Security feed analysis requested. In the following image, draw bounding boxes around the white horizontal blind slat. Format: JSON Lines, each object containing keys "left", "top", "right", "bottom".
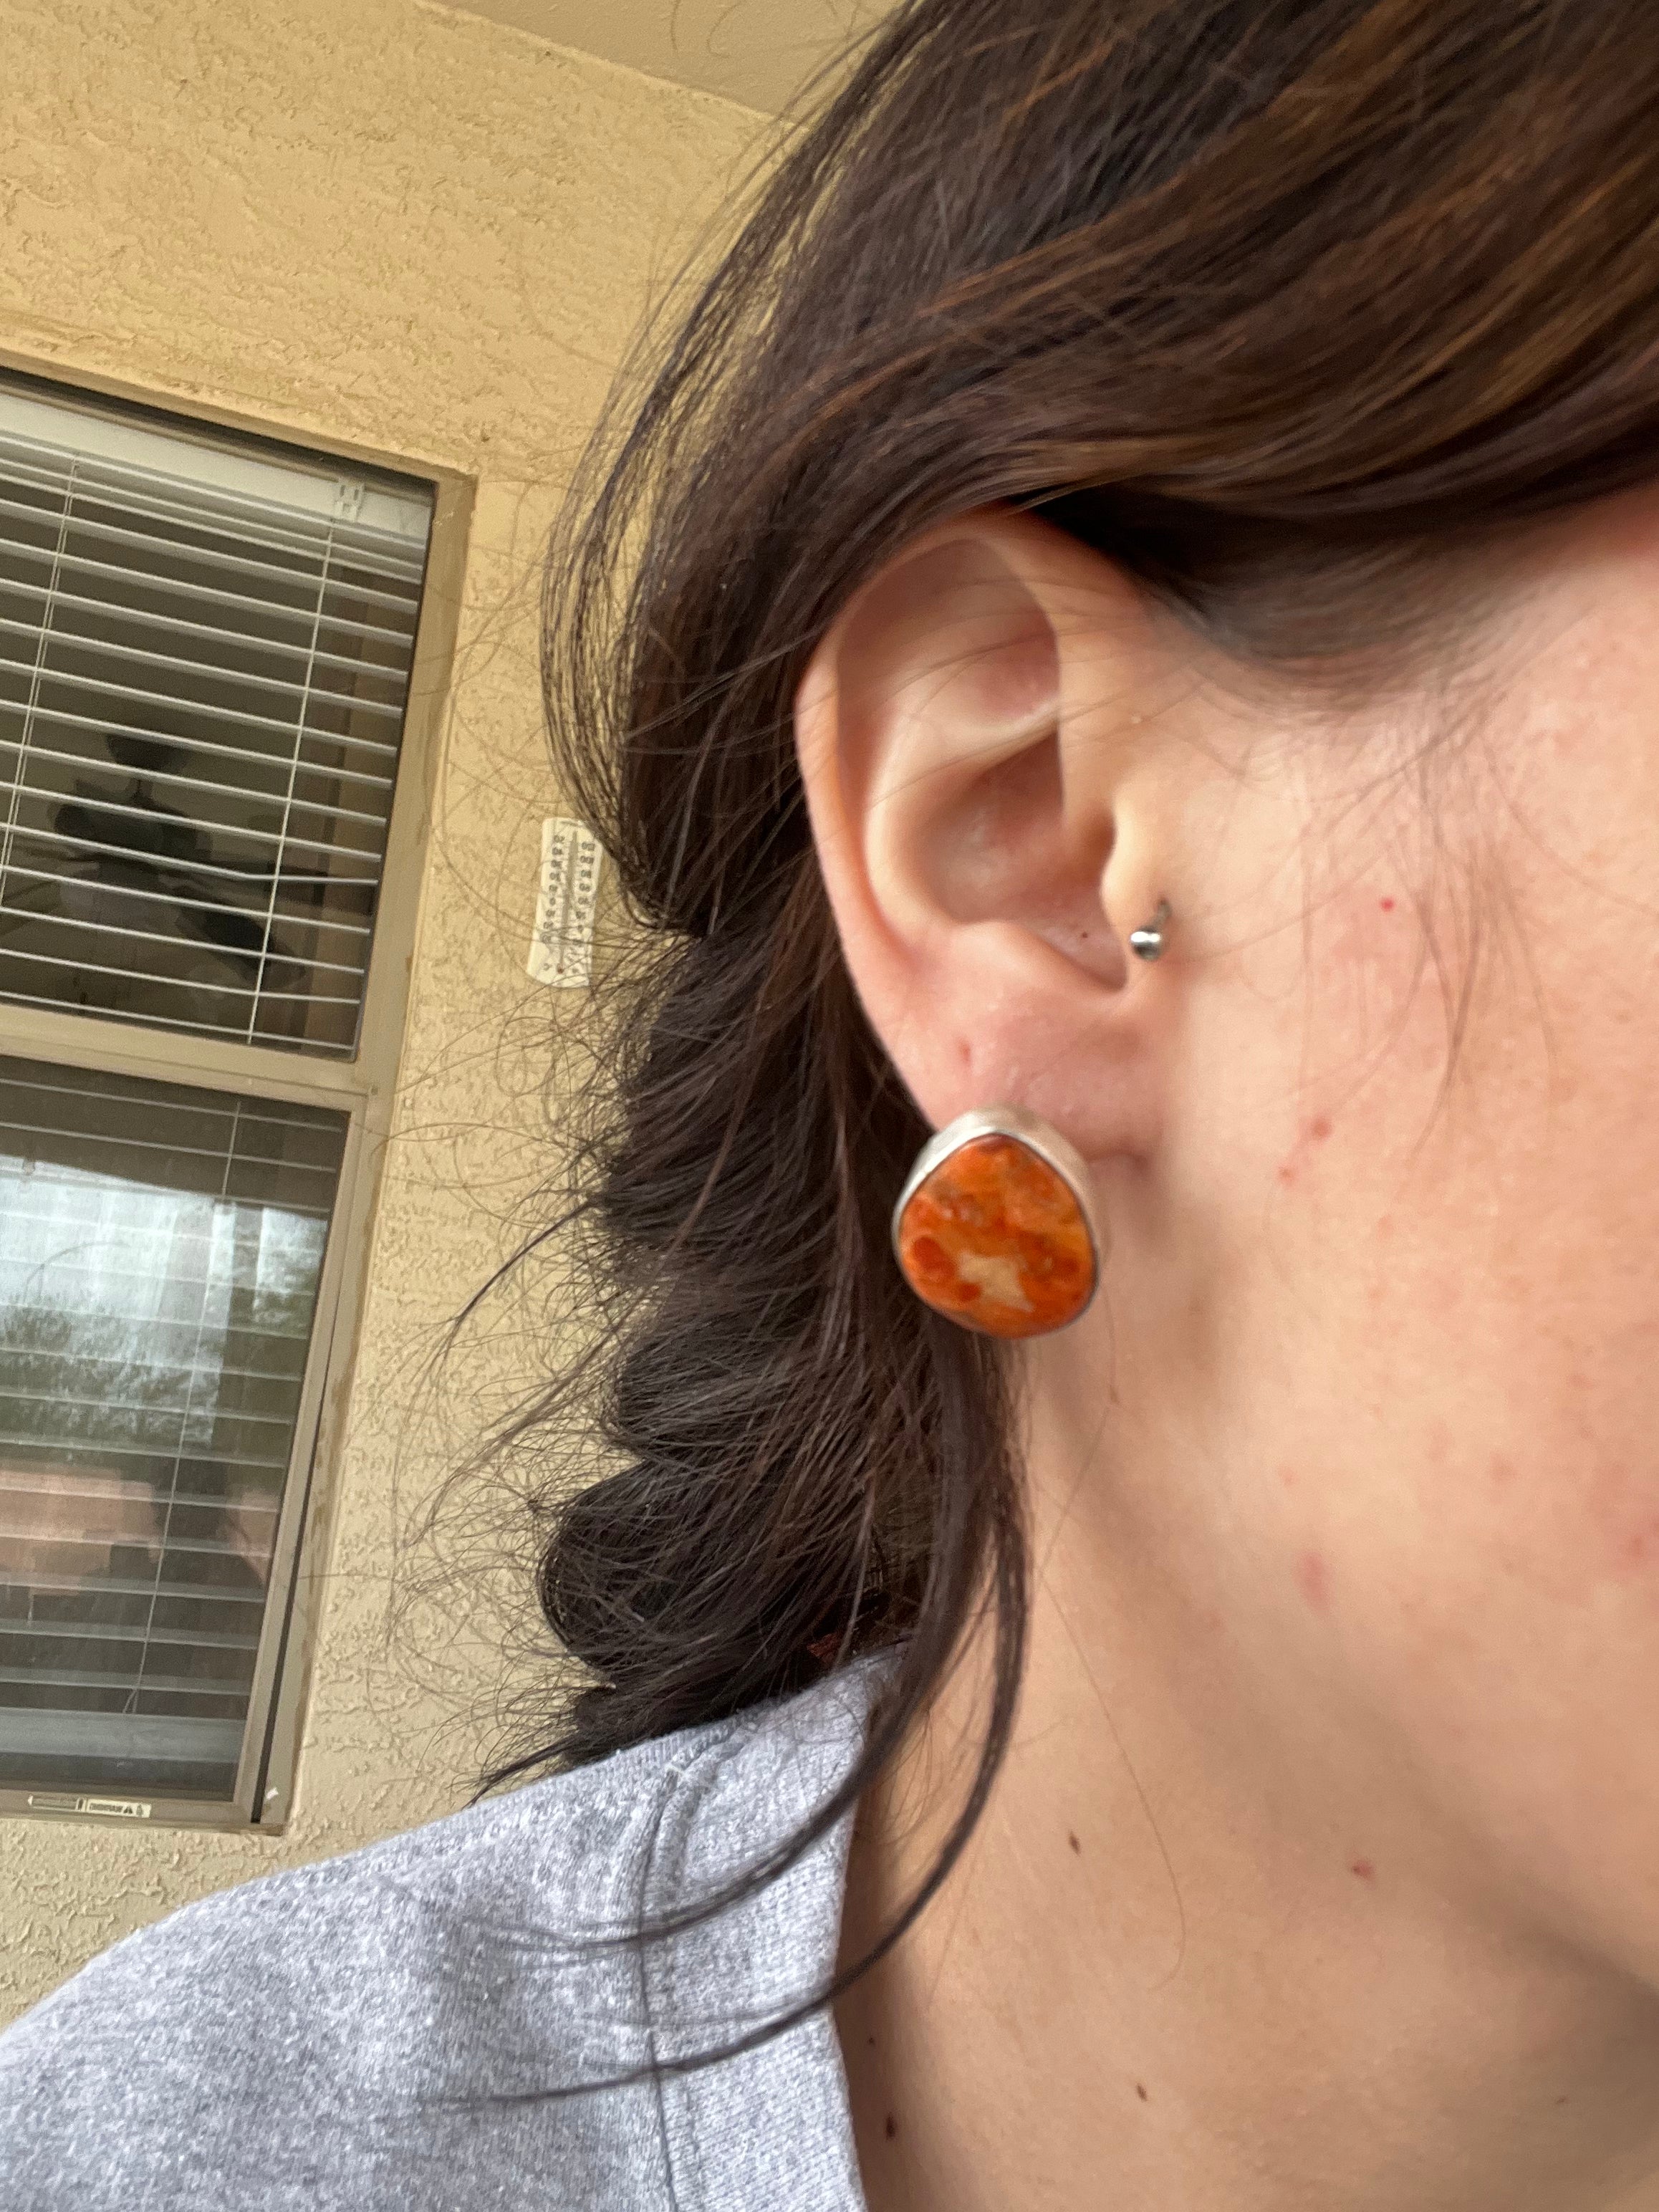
{"left": 0, "top": 760, "right": 392, "bottom": 841}
{"left": 4, "top": 817, "right": 380, "bottom": 885}
{"left": 0, "top": 1710, "right": 246, "bottom": 1768}
{"left": 1, "top": 1617, "right": 261, "bottom": 1651}
{"left": 3, "top": 572, "right": 416, "bottom": 685}
{"left": 0, "top": 858, "right": 374, "bottom": 943}
{"left": 0, "top": 458, "right": 428, "bottom": 578}
{"left": 0, "top": 650, "right": 406, "bottom": 741}
{"left": 0, "top": 981, "right": 356, "bottom": 1047}
{"left": 0, "top": 374, "right": 433, "bottom": 1056}
{"left": 0, "top": 905, "right": 370, "bottom": 978}
{"left": 2, "top": 1571, "right": 269, "bottom": 1604}
{"left": 0, "top": 496, "right": 425, "bottom": 612}
{"left": 0, "top": 544, "right": 418, "bottom": 644}
{"left": 0, "top": 618, "right": 409, "bottom": 721}
{"left": 0, "top": 1050, "right": 347, "bottom": 1798}
{"left": 0, "top": 948, "right": 355, "bottom": 1014}
{"left": 0, "top": 387, "right": 429, "bottom": 547}
{"left": 1, "top": 718, "right": 398, "bottom": 794}
{"left": 0, "top": 1436, "right": 296, "bottom": 1473}
{"left": 0, "top": 1469, "right": 284, "bottom": 1504}
{"left": 0, "top": 1666, "right": 261, "bottom": 1697}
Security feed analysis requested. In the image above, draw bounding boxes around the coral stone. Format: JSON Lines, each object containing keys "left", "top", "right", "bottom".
{"left": 895, "top": 1133, "right": 1096, "bottom": 1337}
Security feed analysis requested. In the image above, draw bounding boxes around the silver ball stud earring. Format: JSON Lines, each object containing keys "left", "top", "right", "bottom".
{"left": 1128, "top": 898, "right": 1172, "bottom": 962}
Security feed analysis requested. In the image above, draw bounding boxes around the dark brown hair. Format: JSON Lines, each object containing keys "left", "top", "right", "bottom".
{"left": 466, "top": 0, "right": 1659, "bottom": 2062}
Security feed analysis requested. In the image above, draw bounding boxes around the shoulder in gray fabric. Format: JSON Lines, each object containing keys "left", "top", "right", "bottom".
{"left": 0, "top": 1655, "right": 892, "bottom": 2212}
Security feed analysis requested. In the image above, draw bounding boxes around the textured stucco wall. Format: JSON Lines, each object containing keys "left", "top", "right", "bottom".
{"left": 0, "top": 0, "right": 761, "bottom": 2026}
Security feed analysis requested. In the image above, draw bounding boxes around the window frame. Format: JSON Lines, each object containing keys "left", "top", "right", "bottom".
{"left": 0, "top": 357, "right": 473, "bottom": 1832}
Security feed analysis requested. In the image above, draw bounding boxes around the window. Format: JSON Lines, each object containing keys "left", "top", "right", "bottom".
{"left": 0, "top": 371, "right": 447, "bottom": 1825}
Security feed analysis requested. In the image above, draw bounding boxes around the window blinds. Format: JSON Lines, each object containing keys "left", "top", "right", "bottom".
{"left": 0, "top": 1052, "right": 346, "bottom": 1799}
{"left": 0, "top": 380, "right": 433, "bottom": 1056}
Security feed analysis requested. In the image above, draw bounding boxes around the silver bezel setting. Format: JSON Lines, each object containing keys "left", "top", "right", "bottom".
{"left": 891, "top": 1103, "right": 1103, "bottom": 1327}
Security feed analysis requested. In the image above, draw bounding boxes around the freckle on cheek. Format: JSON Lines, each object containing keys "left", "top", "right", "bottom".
{"left": 1309, "top": 1115, "right": 1332, "bottom": 1143}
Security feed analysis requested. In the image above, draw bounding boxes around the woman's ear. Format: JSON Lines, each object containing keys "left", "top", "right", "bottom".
{"left": 794, "top": 507, "right": 1180, "bottom": 1161}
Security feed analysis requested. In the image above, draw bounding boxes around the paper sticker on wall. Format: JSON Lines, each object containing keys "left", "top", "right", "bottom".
{"left": 528, "top": 817, "right": 605, "bottom": 988}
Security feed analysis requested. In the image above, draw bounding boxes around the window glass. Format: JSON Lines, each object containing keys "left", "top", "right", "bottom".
{"left": 0, "top": 1054, "right": 347, "bottom": 1801}
{"left": 0, "top": 380, "right": 433, "bottom": 1054}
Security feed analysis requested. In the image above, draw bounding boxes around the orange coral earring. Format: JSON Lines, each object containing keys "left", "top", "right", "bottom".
{"left": 893, "top": 1104, "right": 1102, "bottom": 1339}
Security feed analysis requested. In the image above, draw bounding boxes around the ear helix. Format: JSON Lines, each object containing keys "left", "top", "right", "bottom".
{"left": 892, "top": 1104, "right": 1102, "bottom": 1339}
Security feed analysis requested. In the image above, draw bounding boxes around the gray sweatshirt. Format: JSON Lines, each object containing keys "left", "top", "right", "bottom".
{"left": 0, "top": 1658, "right": 888, "bottom": 2211}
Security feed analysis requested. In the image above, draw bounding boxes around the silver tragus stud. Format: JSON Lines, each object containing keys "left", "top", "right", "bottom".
{"left": 1127, "top": 898, "right": 1172, "bottom": 962}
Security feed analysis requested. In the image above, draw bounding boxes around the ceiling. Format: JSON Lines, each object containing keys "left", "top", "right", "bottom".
{"left": 433, "top": 0, "right": 893, "bottom": 115}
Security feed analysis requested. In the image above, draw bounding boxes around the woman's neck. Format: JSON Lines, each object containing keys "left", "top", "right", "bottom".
{"left": 835, "top": 1423, "right": 1659, "bottom": 2212}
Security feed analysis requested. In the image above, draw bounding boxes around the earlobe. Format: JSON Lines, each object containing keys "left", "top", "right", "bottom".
{"left": 794, "top": 509, "right": 1174, "bottom": 1161}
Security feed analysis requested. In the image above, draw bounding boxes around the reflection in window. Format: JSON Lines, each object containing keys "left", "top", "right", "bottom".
{"left": 0, "top": 1057, "right": 345, "bottom": 1799}
{"left": 0, "top": 379, "right": 432, "bottom": 1055}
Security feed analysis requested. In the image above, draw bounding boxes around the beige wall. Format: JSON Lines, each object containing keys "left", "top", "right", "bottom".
{"left": 0, "top": 0, "right": 761, "bottom": 2026}
{"left": 451, "top": 0, "right": 891, "bottom": 115}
